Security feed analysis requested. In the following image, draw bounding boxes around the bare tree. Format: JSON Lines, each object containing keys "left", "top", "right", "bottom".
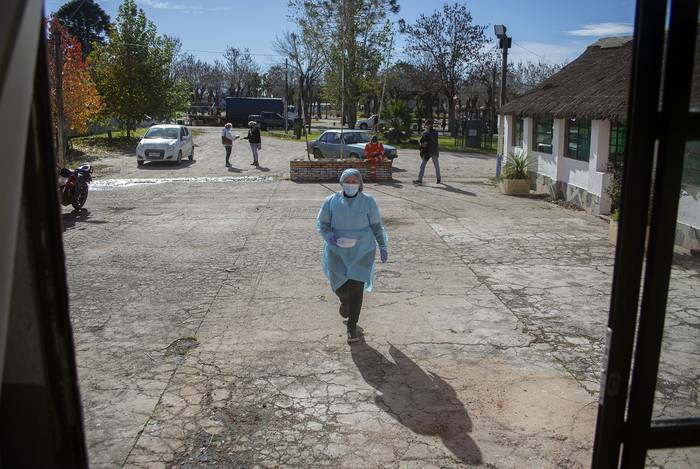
{"left": 223, "top": 47, "right": 260, "bottom": 97}
{"left": 274, "top": 30, "right": 325, "bottom": 128}
{"left": 289, "top": 0, "right": 399, "bottom": 128}
{"left": 509, "top": 60, "right": 565, "bottom": 95}
{"left": 400, "top": 2, "right": 488, "bottom": 136}
{"left": 174, "top": 53, "right": 211, "bottom": 102}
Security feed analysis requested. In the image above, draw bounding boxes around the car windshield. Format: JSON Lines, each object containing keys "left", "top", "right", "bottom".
{"left": 343, "top": 132, "right": 371, "bottom": 144}
{"left": 143, "top": 127, "right": 179, "bottom": 139}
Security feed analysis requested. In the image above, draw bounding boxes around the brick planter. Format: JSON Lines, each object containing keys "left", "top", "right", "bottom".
{"left": 290, "top": 159, "right": 393, "bottom": 182}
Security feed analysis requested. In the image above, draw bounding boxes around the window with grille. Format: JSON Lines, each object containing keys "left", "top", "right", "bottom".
{"left": 513, "top": 117, "right": 524, "bottom": 147}
{"left": 534, "top": 117, "right": 553, "bottom": 154}
{"left": 566, "top": 118, "right": 591, "bottom": 161}
{"left": 609, "top": 123, "right": 626, "bottom": 164}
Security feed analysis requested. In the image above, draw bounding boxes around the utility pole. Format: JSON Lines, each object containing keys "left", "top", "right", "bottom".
{"left": 54, "top": 32, "right": 65, "bottom": 167}
{"left": 491, "top": 65, "right": 497, "bottom": 135}
{"left": 340, "top": 0, "right": 347, "bottom": 159}
{"left": 494, "top": 24, "right": 511, "bottom": 176}
{"left": 284, "top": 58, "right": 289, "bottom": 134}
{"left": 377, "top": 31, "right": 394, "bottom": 134}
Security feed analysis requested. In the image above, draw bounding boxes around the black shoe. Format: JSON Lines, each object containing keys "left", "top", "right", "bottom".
{"left": 437, "top": 179, "right": 442, "bottom": 184}
{"left": 339, "top": 305, "right": 349, "bottom": 318}
{"left": 347, "top": 325, "right": 360, "bottom": 344}
{"left": 412, "top": 180, "right": 422, "bottom": 185}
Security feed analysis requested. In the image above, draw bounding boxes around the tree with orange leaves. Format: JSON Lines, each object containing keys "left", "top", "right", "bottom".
{"left": 48, "top": 17, "right": 102, "bottom": 161}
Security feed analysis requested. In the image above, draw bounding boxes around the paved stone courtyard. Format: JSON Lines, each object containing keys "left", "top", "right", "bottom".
{"left": 62, "top": 128, "right": 699, "bottom": 468}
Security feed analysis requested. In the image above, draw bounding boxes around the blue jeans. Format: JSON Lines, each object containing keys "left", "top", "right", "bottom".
{"left": 417, "top": 155, "right": 441, "bottom": 182}
{"left": 250, "top": 142, "right": 259, "bottom": 164}
{"left": 224, "top": 145, "right": 232, "bottom": 164}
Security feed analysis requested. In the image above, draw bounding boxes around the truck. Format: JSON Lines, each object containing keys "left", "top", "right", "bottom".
{"left": 187, "top": 101, "right": 224, "bottom": 126}
{"left": 225, "top": 97, "right": 284, "bottom": 127}
{"left": 247, "top": 111, "right": 294, "bottom": 131}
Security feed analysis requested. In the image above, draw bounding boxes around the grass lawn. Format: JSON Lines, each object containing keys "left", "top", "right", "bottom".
{"left": 393, "top": 135, "right": 496, "bottom": 155}
{"left": 69, "top": 128, "right": 147, "bottom": 163}
{"left": 263, "top": 130, "right": 323, "bottom": 142}
{"left": 69, "top": 127, "right": 206, "bottom": 164}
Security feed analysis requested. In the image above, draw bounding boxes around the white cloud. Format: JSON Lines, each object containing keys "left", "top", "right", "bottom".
{"left": 509, "top": 41, "right": 585, "bottom": 65}
{"left": 138, "top": 0, "right": 229, "bottom": 13}
{"left": 567, "top": 22, "right": 633, "bottom": 37}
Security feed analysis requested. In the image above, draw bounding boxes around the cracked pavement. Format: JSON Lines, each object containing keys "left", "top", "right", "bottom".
{"left": 62, "top": 127, "right": 699, "bottom": 468}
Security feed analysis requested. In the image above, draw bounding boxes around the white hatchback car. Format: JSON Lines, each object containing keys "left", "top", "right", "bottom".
{"left": 136, "top": 124, "right": 194, "bottom": 166}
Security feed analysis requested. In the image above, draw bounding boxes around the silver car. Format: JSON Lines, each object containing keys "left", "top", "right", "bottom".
{"left": 307, "top": 130, "right": 397, "bottom": 160}
{"left": 136, "top": 124, "right": 194, "bottom": 166}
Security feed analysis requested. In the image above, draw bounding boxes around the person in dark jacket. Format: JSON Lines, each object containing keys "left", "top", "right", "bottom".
{"left": 243, "top": 121, "right": 261, "bottom": 166}
{"left": 413, "top": 119, "right": 441, "bottom": 185}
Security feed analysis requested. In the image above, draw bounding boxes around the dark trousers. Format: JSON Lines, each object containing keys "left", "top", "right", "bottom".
{"left": 224, "top": 145, "right": 232, "bottom": 164}
{"left": 335, "top": 279, "right": 364, "bottom": 328}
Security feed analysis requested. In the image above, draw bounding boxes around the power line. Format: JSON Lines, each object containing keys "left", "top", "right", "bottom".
{"left": 512, "top": 40, "right": 559, "bottom": 65}
{"left": 67, "top": 0, "right": 89, "bottom": 21}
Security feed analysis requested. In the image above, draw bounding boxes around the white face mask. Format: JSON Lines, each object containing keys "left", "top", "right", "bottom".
{"left": 342, "top": 183, "right": 360, "bottom": 197}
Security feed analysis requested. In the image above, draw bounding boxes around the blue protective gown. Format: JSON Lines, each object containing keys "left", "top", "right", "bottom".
{"left": 316, "top": 172, "right": 388, "bottom": 293}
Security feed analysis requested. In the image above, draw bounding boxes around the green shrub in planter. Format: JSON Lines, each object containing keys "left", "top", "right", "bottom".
{"left": 499, "top": 152, "right": 533, "bottom": 195}
{"left": 502, "top": 151, "right": 533, "bottom": 180}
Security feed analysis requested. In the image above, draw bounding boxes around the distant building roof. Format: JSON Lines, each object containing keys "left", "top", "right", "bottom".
{"left": 500, "top": 33, "right": 700, "bottom": 121}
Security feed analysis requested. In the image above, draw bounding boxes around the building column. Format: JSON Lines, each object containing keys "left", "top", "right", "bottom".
{"left": 553, "top": 118, "right": 567, "bottom": 182}
{"left": 523, "top": 117, "right": 533, "bottom": 154}
{"left": 503, "top": 114, "right": 513, "bottom": 157}
{"left": 591, "top": 119, "right": 612, "bottom": 214}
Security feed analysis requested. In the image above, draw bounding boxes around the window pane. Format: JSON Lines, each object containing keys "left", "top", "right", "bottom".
{"left": 652, "top": 140, "right": 700, "bottom": 425}
{"left": 536, "top": 118, "right": 553, "bottom": 154}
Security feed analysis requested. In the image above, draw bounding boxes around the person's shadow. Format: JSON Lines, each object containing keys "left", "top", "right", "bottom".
{"left": 351, "top": 343, "right": 482, "bottom": 465}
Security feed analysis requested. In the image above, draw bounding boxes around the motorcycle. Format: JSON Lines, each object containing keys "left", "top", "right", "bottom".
{"left": 57, "top": 164, "right": 93, "bottom": 210}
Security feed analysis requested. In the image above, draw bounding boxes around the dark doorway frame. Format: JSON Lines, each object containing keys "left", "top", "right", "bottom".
{"left": 591, "top": 0, "right": 700, "bottom": 467}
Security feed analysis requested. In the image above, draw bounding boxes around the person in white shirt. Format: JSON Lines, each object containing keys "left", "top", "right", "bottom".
{"left": 221, "top": 123, "right": 239, "bottom": 167}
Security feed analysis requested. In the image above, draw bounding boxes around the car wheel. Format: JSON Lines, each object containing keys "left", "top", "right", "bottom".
{"left": 137, "top": 160, "right": 144, "bottom": 167}
{"left": 176, "top": 150, "right": 182, "bottom": 165}
{"left": 359, "top": 123, "right": 368, "bottom": 130}
{"left": 189, "top": 146, "right": 194, "bottom": 161}
{"left": 349, "top": 153, "right": 359, "bottom": 159}
{"left": 313, "top": 148, "right": 323, "bottom": 159}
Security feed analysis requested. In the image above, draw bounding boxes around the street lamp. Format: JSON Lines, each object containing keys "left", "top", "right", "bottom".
{"left": 494, "top": 24, "right": 511, "bottom": 177}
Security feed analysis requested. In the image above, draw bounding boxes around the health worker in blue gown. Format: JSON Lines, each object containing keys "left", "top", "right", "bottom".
{"left": 316, "top": 168, "right": 388, "bottom": 344}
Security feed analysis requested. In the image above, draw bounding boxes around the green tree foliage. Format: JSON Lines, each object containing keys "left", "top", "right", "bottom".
{"left": 400, "top": 2, "right": 488, "bottom": 136}
{"left": 382, "top": 99, "right": 413, "bottom": 143}
{"left": 89, "top": 0, "right": 189, "bottom": 136}
{"left": 289, "top": 0, "right": 399, "bottom": 128}
{"left": 53, "top": 0, "right": 110, "bottom": 58}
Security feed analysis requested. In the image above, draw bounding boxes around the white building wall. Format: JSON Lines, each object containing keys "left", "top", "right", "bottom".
{"left": 589, "top": 120, "right": 611, "bottom": 213}
{"left": 503, "top": 114, "right": 514, "bottom": 157}
{"left": 553, "top": 119, "right": 567, "bottom": 183}
{"left": 501, "top": 114, "right": 613, "bottom": 215}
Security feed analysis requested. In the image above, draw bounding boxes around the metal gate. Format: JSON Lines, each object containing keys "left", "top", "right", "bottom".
{"left": 592, "top": 0, "right": 700, "bottom": 467}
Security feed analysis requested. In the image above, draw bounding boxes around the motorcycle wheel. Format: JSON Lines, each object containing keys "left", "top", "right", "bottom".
{"left": 72, "top": 182, "right": 89, "bottom": 210}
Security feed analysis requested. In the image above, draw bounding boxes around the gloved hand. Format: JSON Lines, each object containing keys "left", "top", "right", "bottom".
{"left": 328, "top": 235, "right": 338, "bottom": 246}
{"left": 380, "top": 248, "right": 388, "bottom": 263}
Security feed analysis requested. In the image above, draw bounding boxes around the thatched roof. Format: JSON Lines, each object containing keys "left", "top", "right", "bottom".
{"left": 500, "top": 33, "right": 700, "bottom": 120}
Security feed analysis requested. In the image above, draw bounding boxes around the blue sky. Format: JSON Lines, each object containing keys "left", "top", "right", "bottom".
{"left": 44, "top": 0, "right": 637, "bottom": 68}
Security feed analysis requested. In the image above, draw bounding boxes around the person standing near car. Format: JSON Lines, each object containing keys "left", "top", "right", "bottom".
{"left": 413, "top": 119, "right": 441, "bottom": 185}
{"left": 243, "top": 121, "right": 261, "bottom": 166}
{"left": 316, "top": 169, "right": 388, "bottom": 344}
{"left": 221, "top": 123, "right": 239, "bottom": 167}
{"left": 364, "top": 135, "right": 384, "bottom": 182}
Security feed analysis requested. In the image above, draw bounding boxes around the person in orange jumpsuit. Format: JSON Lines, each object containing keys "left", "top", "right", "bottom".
{"left": 364, "top": 135, "right": 385, "bottom": 182}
